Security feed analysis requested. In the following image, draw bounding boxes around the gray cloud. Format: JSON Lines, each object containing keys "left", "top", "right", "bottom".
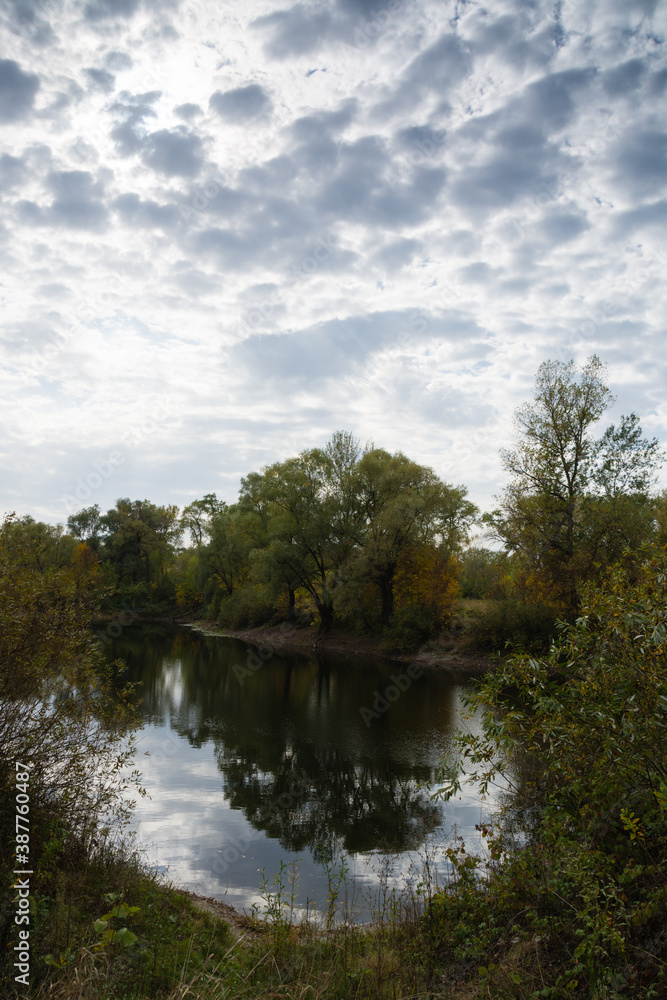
{"left": 84, "top": 67, "right": 116, "bottom": 93}
{"left": 603, "top": 58, "right": 646, "bottom": 97}
{"left": 105, "top": 51, "right": 133, "bottom": 72}
{"left": 614, "top": 129, "right": 667, "bottom": 197}
{"left": 209, "top": 84, "right": 272, "bottom": 122}
{"left": 112, "top": 193, "right": 180, "bottom": 229}
{"left": 3, "top": 0, "right": 57, "bottom": 46}
{"left": 18, "top": 170, "right": 109, "bottom": 232}
{"left": 109, "top": 91, "right": 161, "bottom": 156}
{"left": 233, "top": 309, "right": 484, "bottom": 383}
{"left": 84, "top": 0, "right": 141, "bottom": 22}
{"left": 0, "top": 152, "right": 28, "bottom": 191}
{"left": 141, "top": 128, "right": 204, "bottom": 177}
{"left": 253, "top": 6, "right": 334, "bottom": 59}
{"left": 537, "top": 211, "right": 590, "bottom": 245}
{"left": 174, "top": 102, "right": 202, "bottom": 121}
{"left": 0, "top": 59, "right": 40, "bottom": 123}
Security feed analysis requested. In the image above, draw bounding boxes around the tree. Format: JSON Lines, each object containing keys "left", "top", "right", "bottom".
{"left": 240, "top": 449, "right": 342, "bottom": 627}
{"left": 100, "top": 498, "right": 181, "bottom": 587}
{"left": 202, "top": 504, "right": 253, "bottom": 599}
{"left": 66, "top": 504, "right": 103, "bottom": 548}
{"left": 180, "top": 494, "right": 226, "bottom": 548}
{"left": 489, "top": 356, "right": 662, "bottom": 614}
{"left": 346, "top": 449, "right": 476, "bottom": 625}
{"left": 0, "top": 518, "right": 141, "bottom": 961}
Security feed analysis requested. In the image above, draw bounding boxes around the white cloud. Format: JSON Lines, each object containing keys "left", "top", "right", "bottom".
{"left": 0, "top": 0, "right": 666, "bottom": 522}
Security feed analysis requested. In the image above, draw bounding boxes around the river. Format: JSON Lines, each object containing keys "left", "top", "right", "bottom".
{"left": 105, "top": 622, "right": 500, "bottom": 921}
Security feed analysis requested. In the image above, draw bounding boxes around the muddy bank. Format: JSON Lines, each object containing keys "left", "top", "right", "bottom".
{"left": 180, "top": 619, "right": 496, "bottom": 678}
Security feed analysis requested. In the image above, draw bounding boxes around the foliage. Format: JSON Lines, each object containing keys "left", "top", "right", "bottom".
{"left": 462, "top": 598, "right": 559, "bottom": 654}
{"left": 0, "top": 516, "right": 143, "bottom": 982}
{"left": 217, "top": 584, "right": 277, "bottom": 629}
{"left": 488, "top": 356, "right": 663, "bottom": 615}
{"left": 437, "top": 544, "right": 667, "bottom": 997}
{"left": 458, "top": 546, "right": 512, "bottom": 599}
{"left": 381, "top": 602, "right": 439, "bottom": 652}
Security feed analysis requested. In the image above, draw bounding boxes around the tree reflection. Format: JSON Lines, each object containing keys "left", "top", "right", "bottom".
{"left": 109, "top": 625, "right": 452, "bottom": 856}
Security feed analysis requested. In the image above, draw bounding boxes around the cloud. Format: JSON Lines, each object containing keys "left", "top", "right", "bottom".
{"left": 174, "top": 103, "right": 202, "bottom": 121}
{"left": 252, "top": 6, "right": 334, "bottom": 59}
{"left": 18, "top": 170, "right": 109, "bottom": 232}
{"left": 232, "top": 309, "right": 484, "bottom": 383}
{"left": 0, "top": 152, "right": 28, "bottom": 191}
{"left": 0, "top": 59, "right": 40, "bottom": 123}
{"left": 614, "top": 129, "right": 667, "bottom": 197}
{"left": 112, "top": 193, "right": 180, "bottom": 229}
{"left": 603, "top": 58, "right": 646, "bottom": 97}
{"left": 209, "top": 84, "right": 272, "bottom": 122}
{"left": 105, "top": 51, "right": 133, "bottom": 72}
{"left": 84, "top": 0, "right": 141, "bottom": 22}
{"left": 109, "top": 91, "right": 161, "bottom": 156}
{"left": 84, "top": 67, "right": 116, "bottom": 93}
{"left": 141, "top": 128, "right": 204, "bottom": 177}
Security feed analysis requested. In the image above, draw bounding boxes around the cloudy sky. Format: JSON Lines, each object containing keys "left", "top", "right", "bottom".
{"left": 1, "top": 0, "right": 666, "bottom": 525}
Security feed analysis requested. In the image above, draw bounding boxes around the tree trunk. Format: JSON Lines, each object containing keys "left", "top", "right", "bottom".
{"left": 379, "top": 575, "right": 394, "bottom": 626}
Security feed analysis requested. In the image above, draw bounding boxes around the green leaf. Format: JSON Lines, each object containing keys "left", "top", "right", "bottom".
{"left": 115, "top": 927, "right": 138, "bottom": 948}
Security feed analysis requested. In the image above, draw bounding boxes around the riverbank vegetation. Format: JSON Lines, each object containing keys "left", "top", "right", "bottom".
{"left": 2, "top": 525, "right": 666, "bottom": 997}
{"left": 2, "top": 355, "right": 666, "bottom": 996}
{"left": 7, "top": 358, "right": 667, "bottom": 658}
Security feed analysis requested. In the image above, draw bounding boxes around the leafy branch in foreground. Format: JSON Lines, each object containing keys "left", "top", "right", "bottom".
{"left": 434, "top": 544, "right": 667, "bottom": 996}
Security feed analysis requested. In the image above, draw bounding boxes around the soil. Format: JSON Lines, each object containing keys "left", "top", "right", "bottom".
{"left": 177, "top": 619, "right": 496, "bottom": 678}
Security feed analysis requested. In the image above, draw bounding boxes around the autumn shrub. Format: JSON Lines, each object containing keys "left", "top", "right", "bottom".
{"left": 381, "top": 603, "right": 439, "bottom": 652}
{"left": 0, "top": 517, "right": 142, "bottom": 985}
{"left": 217, "top": 585, "right": 276, "bottom": 629}
{"left": 436, "top": 544, "right": 667, "bottom": 996}
{"left": 462, "top": 597, "right": 559, "bottom": 653}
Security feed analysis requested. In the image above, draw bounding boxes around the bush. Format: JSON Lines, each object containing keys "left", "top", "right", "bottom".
{"left": 217, "top": 586, "right": 276, "bottom": 629}
{"left": 382, "top": 603, "right": 438, "bottom": 652}
{"left": 463, "top": 598, "right": 558, "bottom": 653}
{"left": 438, "top": 546, "right": 667, "bottom": 996}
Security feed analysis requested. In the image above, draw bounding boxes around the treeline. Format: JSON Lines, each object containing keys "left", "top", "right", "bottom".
{"left": 4, "top": 356, "right": 666, "bottom": 652}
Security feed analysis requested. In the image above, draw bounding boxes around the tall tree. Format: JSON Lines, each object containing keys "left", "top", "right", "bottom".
{"left": 100, "top": 498, "right": 181, "bottom": 586}
{"left": 489, "top": 357, "right": 662, "bottom": 613}
{"left": 240, "top": 449, "right": 342, "bottom": 628}
{"left": 346, "top": 449, "right": 476, "bottom": 625}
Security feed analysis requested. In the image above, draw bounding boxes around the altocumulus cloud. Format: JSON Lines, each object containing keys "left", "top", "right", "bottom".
{"left": 0, "top": 59, "right": 40, "bottom": 122}
{"left": 0, "top": 0, "right": 665, "bottom": 522}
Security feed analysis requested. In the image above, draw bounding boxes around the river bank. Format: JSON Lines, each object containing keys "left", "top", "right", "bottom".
{"left": 179, "top": 618, "right": 496, "bottom": 678}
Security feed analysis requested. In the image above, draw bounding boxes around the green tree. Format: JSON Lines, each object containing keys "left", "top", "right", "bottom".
{"left": 180, "top": 493, "right": 226, "bottom": 548}
{"left": 488, "top": 357, "right": 662, "bottom": 614}
{"left": 346, "top": 449, "right": 476, "bottom": 625}
{"left": 240, "top": 449, "right": 343, "bottom": 628}
{"left": 0, "top": 517, "right": 141, "bottom": 964}
{"left": 100, "top": 498, "right": 181, "bottom": 587}
{"left": 66, "top": 503, "right": 103, "bottom": 548}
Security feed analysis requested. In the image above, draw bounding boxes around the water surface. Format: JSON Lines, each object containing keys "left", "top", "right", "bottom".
{"left": 107, "top": 623, "right": 497, "bottom": 918}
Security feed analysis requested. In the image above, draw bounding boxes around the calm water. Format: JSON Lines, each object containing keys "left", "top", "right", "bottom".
{"left": 106, "top": 623, "right": 499, "bottom": 919}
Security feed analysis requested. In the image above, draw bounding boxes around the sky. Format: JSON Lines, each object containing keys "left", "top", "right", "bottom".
{"left": 1, "top": 0, "right": 666, "bottom": 527}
